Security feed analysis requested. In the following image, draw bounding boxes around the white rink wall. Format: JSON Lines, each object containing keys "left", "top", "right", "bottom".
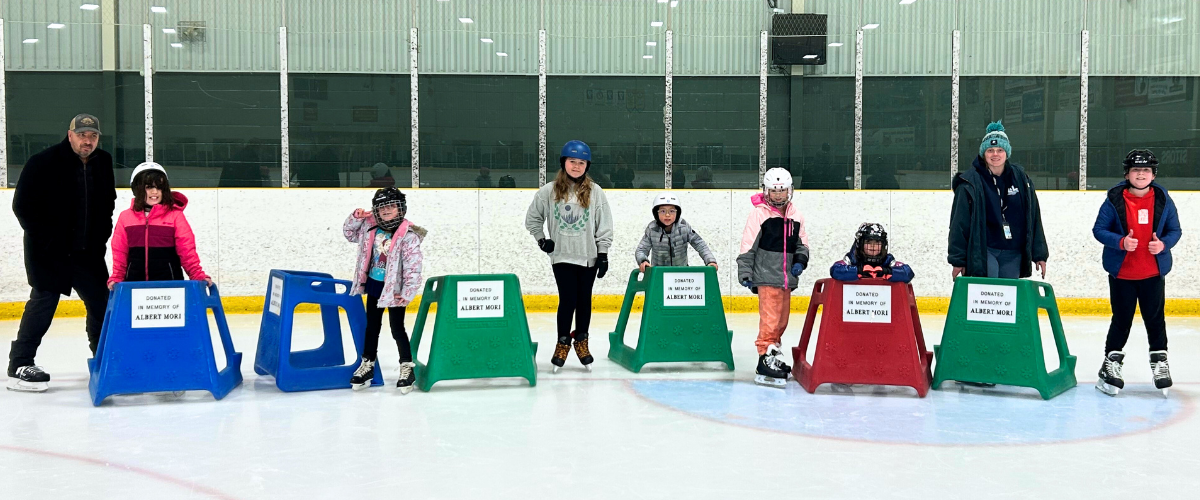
{"left": 1, "top": 188, "right": 1196, "bottom": 303}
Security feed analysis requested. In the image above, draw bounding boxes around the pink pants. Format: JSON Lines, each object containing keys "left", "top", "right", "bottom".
{"left": 755, "top": 286, "right": 791, "bottom": 355}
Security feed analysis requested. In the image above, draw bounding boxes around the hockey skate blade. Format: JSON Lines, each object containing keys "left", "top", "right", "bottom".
{"left": 398, "top": 385, "right": 414, "bottom": 395}
{"left": 1094, "top": 379, "right": 1119, "bottom": 397}
{"left": 351, "top": 381, "right": 370, "bottom": 391}
{"left": 754, "top": 375, "right": 786, "bottom": 388}
{"left": 6, "top": 378, "right": 48, "bottom": 393}
{"left": 552, "top": 365, "right": 561, "bottom": 374}
{"left": 1162, "top": 388, "right": 1169, "bottom": 397}
{"left": 584, "top": 363, "right": 593, "bottom": 372}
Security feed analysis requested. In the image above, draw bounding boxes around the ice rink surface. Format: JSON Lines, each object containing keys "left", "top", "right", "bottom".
{"left": 2, "top": 312, "right": 1198, "bottom": 499}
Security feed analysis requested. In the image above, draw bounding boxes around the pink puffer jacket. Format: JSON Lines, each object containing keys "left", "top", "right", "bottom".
{"left": 343, "top": 212, "right": 427, "bottom": 308}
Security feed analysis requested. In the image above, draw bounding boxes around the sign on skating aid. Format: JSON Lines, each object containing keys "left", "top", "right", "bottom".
{"left": 966, "top": 283, "right": 1016, "bottom": 323}
{"left": 793, "top": 279, "right": 933, "bottom": 396}
{"left": 842, "top": 284, "right": 891, "bottom": 324}
{"left": 253, "top": 270, "right": 381, "bottom": 392}
{"left": 608, "top": 266, "right": 734, "bottom": 373}
{"left": 932, "top": 277, "right": 1077, "bottom": 400}
{"left": 457, "top": 280, "right": 504, "bottom": 318}
{"left": 409, "top": 274, "right": 538, "bottom": 391}
{"left": 663, "top": 272, "right": 705, "bottom": 307}
{"left": 89, "top": 281, "right": 243, "bottom": 405}
{"left": 268, "top": 276, "right": 283, "bottom": 316}
{"left": 131, "top": 288, "right": 186, "bottom": 328}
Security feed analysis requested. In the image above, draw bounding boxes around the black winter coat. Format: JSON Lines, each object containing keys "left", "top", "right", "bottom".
{"left": 947, "top": 158, "right": 1048, "bottom": 278}
{"left": 12, "top": 137, "right": 116, "bottom": 295}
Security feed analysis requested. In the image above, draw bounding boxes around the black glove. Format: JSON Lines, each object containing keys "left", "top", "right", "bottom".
{"left": 538, "top": 238, "right": 555, "bottom": 253}
{"left": 596, "top": 253, "right": 609, "bottom": 278}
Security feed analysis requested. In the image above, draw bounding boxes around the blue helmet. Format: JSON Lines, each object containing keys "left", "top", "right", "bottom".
{"left": 560, "top": 140, "right": 592, "bottom": 164}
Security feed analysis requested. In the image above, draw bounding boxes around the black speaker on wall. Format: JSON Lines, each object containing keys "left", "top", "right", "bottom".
{"left": 771, "top": 14, "right": 828, "bottom": 65}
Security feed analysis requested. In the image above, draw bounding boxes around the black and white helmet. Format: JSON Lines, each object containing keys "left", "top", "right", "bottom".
{"left": 1123, "top": 149, "right": 1158, "bottom": 175}
{"left": 854, "top": 222, "right": 888, "bottom": 266}
{"left": 371, "top": 187, "right": 406, "bottom": 231}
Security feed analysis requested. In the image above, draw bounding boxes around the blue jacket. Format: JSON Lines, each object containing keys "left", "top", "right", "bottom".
{"left": 830, "top": 244, "right": 914, "bottom": 283}
{"left": 1092, "top": 181, "right": 1181, "bottom": 278}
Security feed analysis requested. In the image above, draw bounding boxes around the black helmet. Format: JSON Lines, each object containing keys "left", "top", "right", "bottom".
{"left": 854, "top": 222, "right": 888, "bottom": 266}
{"left": 371, "top": 187, "right": 407, "bottom": 231}
{"left": 1123, "top": 149, "right": 1158, "bottom": 175}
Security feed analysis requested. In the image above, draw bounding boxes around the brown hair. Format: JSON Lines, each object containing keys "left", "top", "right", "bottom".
{"left": 131, "top": 170, "right": 176, "bottom": 212}
{"left": 552, "top": 167, "right": 593, "bottom": 208}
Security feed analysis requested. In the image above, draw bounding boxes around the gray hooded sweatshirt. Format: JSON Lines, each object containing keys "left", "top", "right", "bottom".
{"left": 525, "top": 181, "right": 613, "bottom": 267}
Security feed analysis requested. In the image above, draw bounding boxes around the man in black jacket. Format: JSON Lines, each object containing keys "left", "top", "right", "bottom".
{"left": 948, "top": 121, "right": 1048, "bottom": 280}
{"left": 8, "top": 114, "right": 116, "bottom": 392}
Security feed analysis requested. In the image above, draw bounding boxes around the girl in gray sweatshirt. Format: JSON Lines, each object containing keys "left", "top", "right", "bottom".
{"left": 525, "top": 140, "right": 614, "bottom": 372}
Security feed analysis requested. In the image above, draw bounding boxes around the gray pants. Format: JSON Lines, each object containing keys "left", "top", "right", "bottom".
{"left": 986, "top": 247, "right": 1022, "bottom": 279}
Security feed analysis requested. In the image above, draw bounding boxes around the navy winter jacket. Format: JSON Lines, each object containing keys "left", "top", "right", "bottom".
{"left": 1092, "top": 181, "right": 1181, "bottom": 278}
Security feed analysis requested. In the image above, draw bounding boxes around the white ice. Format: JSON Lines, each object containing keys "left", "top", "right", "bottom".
{"left": 2, "top": 312, "right": 1198, "bottom": 499}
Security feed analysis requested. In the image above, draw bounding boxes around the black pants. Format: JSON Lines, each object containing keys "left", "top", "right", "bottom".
{"left": 1105, "top": 275, "right": 1167, "bottom": 353}
{"left": 551, "top": 263, "right": 598, "bottom": 341}
{"left": 9, "top": 262, "right": 109, "bottom": 372}
{"left": 364, "top": 281, "right": 412, "bottom": 363}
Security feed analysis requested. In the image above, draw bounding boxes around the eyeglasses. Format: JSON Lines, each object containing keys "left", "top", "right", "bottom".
{"left": 656, "top": 209, "right": 678, "bottom": 215}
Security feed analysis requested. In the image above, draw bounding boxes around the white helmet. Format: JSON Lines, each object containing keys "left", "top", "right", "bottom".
{"left": 131, "top": 161, "right": 168, "bottom": 185}
{"left": 762, "top": 168, "right": 793, "bottom": 208}
{"left": 651, "top": 192, "right": 682, "bottom": 222}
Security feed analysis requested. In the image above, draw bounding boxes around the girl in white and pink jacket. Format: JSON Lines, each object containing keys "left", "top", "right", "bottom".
{"left": 343, "top": 188, "right": 426, "bottom": 393}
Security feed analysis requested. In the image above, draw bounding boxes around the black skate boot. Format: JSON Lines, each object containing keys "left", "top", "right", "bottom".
{"left": 1095, "top": 351, "right": 1124, "bottom": 397}
{"left": 1150, "top": 350, "right": 1172, "bottom": 397}
{"left": 755, "top": 350, "right": 789, "bottom": 389}
{"left": 766, "top": 345, "right": 791, "bottom": 376}
{"left": 551, "top": 336, "right": 571, "bottom": 373}
{"left": 350, "top": 359, "right": 376, "bottom": 391}
{"left": 6, "top": 365, "right": 50, "bottom": 393}
{"left": 396, "top": 361, "right": 416, "bottom": 394}
{"left": 572, "top": 331, "right": 594, "bottom": 371}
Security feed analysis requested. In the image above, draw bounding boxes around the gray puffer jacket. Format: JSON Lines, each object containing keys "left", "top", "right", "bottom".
{"left": 634, "top": 219, "right": 717, "bottom": 267}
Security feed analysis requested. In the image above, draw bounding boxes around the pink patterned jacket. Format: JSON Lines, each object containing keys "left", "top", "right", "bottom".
{"left": 343, "top": 212, "right": 427, "bottom": 308}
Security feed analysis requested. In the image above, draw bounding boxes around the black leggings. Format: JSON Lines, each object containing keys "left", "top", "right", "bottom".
{"left": 364, "top": 294, "right": 412, "bottom": 363}
{"left": 552, "top": 263, "right": 598, "bottom": 342}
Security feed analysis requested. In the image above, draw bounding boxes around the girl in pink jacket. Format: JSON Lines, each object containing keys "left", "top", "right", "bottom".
{"left": 737, "top": 168, "right": 810, "bottom": 388}
{"left": 108, "top": 162, "right": 210, "bottom": 290}
{"left": 343, "top": 188, "right": 426, "bottom": 393}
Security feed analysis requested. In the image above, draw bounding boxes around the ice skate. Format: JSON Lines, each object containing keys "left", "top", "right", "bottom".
{"left": 550, "top": 336, "right": 571, "bottom": 373}
{"left": 1151, "top": 350, "right": 1172, "bottom": 397}
{"left": 396, "top": 362, "right": 416, "bottom": 394}
{"left": 6, "top": 365, "right": 50, "bottom": 393}
{"left": 350, "top": 359, "right": 376, "bottom": 391}
{"left": 572, "top": 331, "right": 594, "bottom": 371}
{"left": 1095, "top": 351, "right": 1124, "bottom": 397}
{"left": 754, "top": 350, "right": 788, "bottom": 388}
